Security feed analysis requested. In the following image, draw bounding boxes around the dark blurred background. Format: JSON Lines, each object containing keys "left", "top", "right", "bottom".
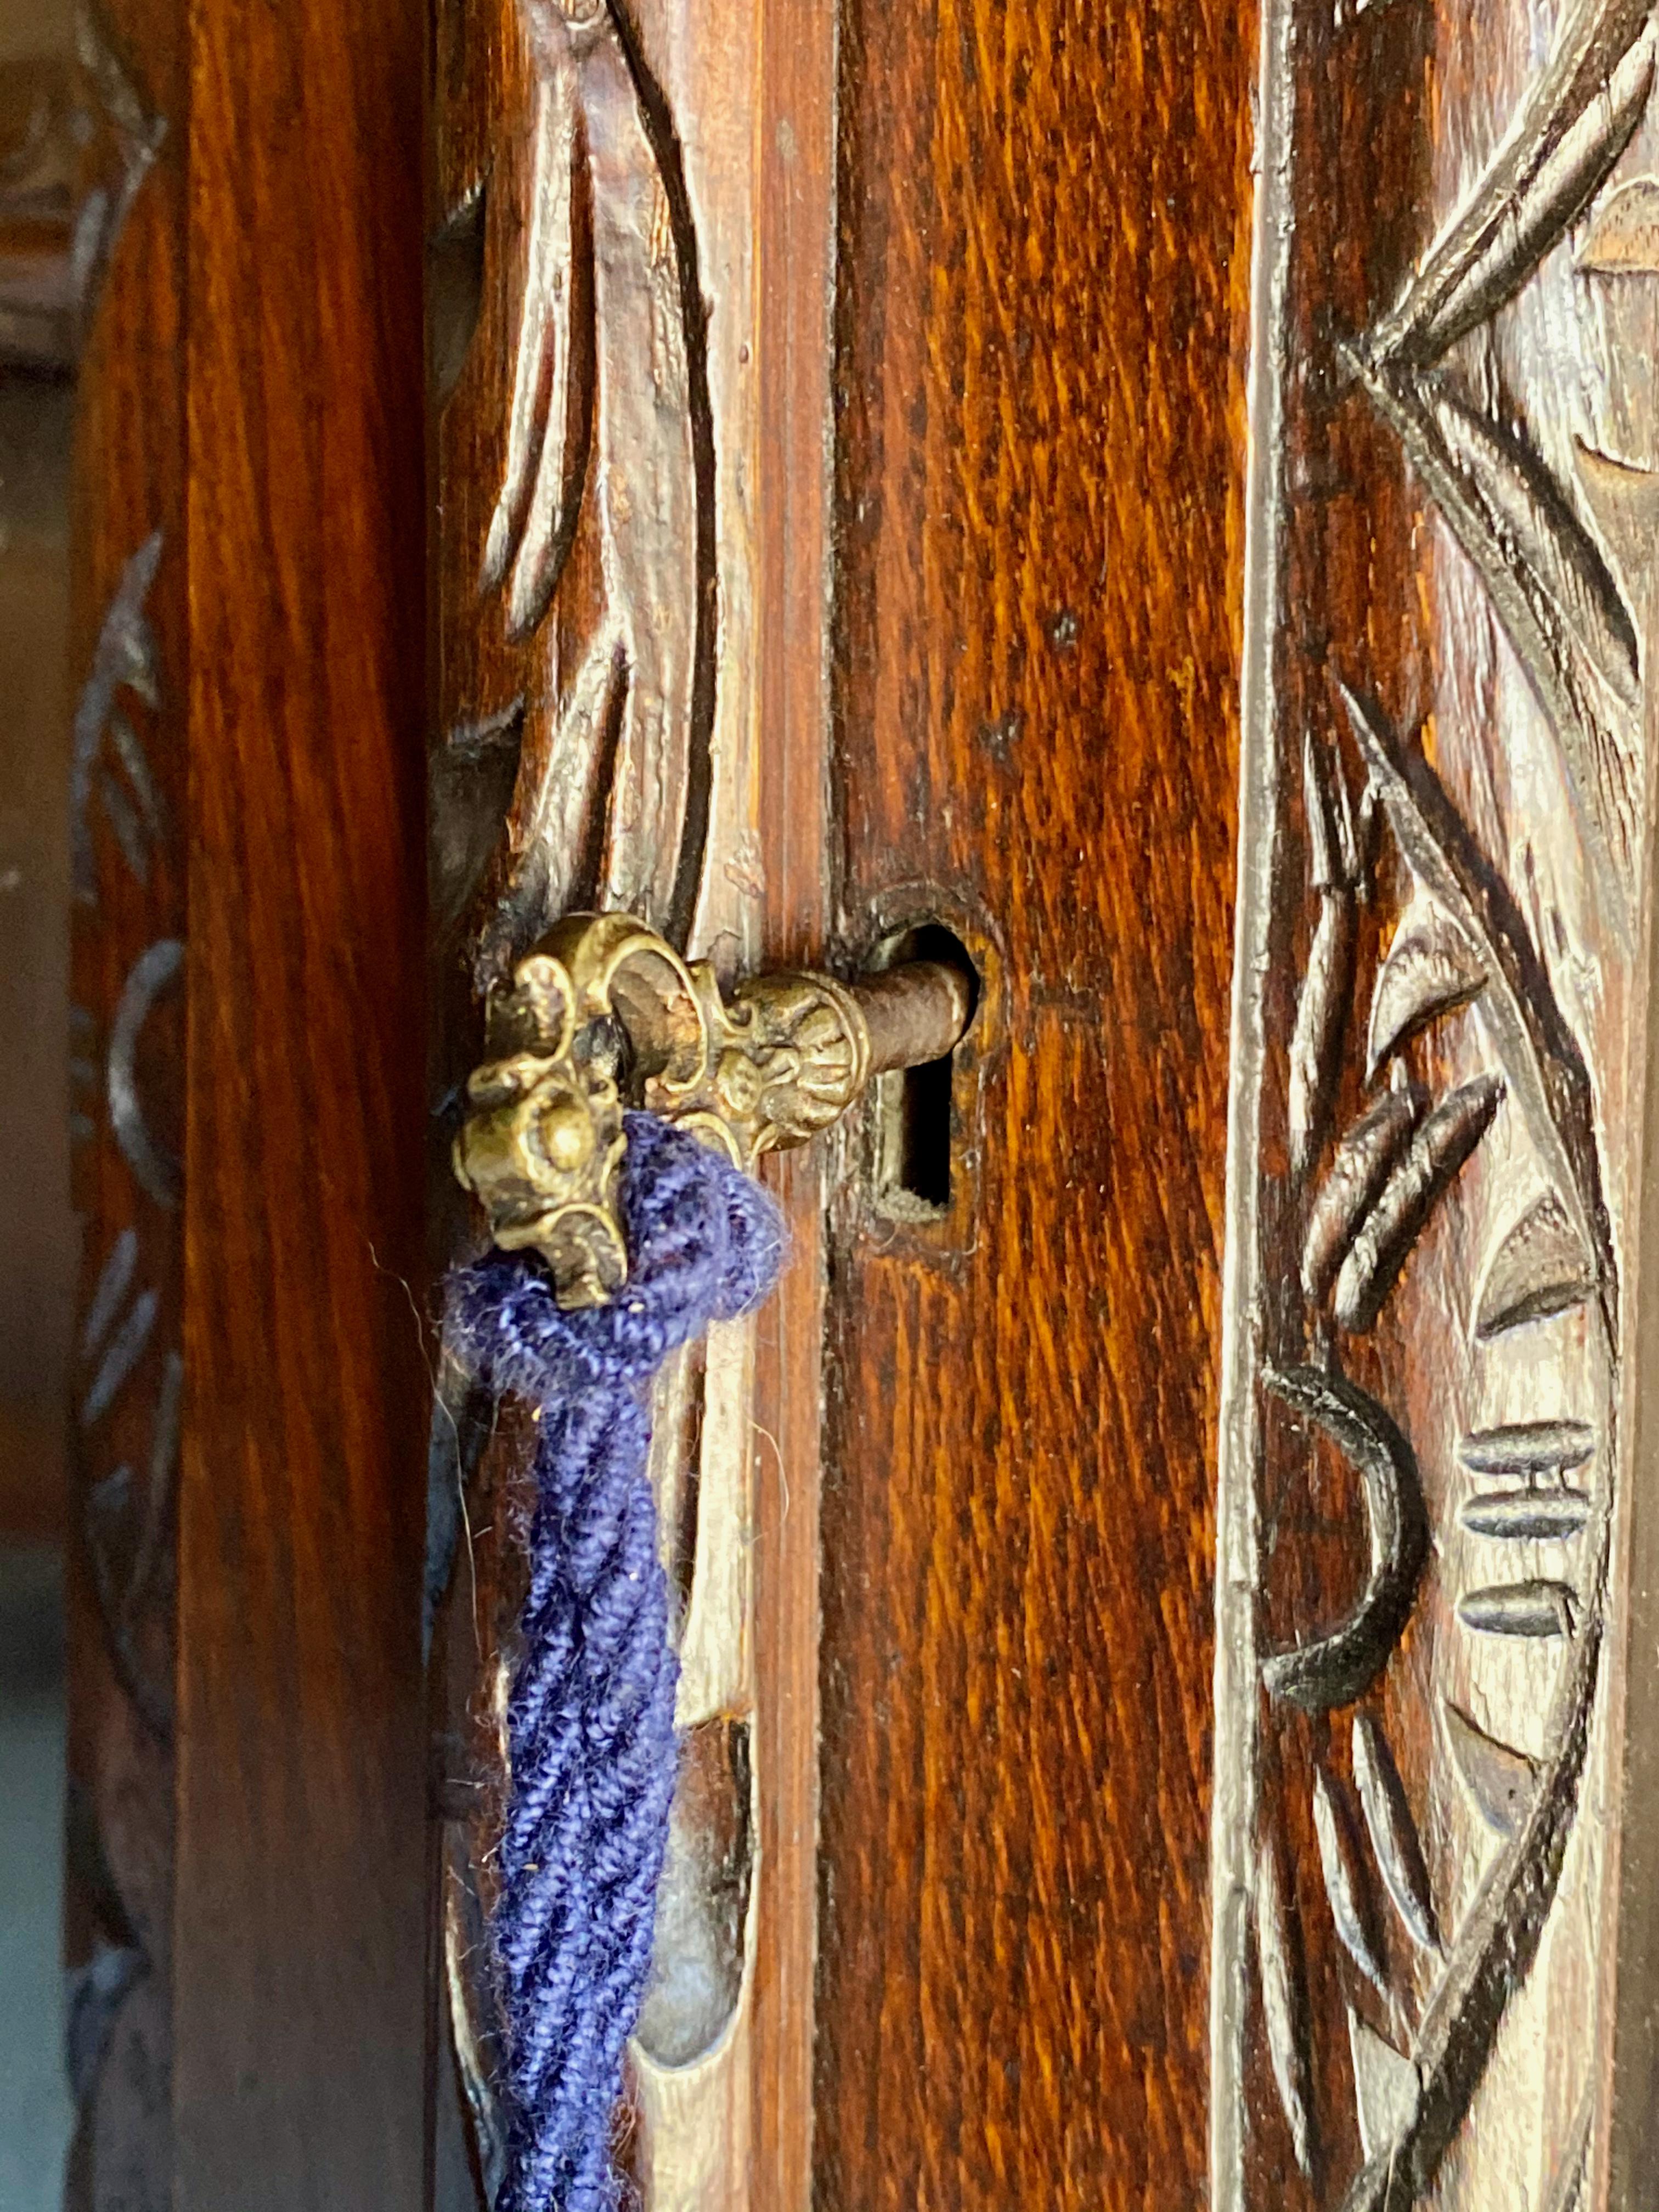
{"left": 0, "top": 0, "right": 78, "bottom": 2198}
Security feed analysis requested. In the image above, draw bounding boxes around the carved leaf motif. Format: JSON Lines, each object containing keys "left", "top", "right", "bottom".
{"left": 1578, "top": 173, "right": 1659, "bottom": 269}
{"left": 482, "top": 47, "right": 588, "bottom": 636}
{"left": 1475, "top": 1189, "right": 1596, "bottom": 1337}
{"left": 1429, "top": 381, "right": 1640, "bottom": 711}
{"left": 109, "top": 940, "right": 184, "bottom": 1210}
{"left": 1364, "top": 0, "right": 1655, "bottom": 365}
{"left": 1313, "top": 1767, "right": 1388, "bottom": 1995}
{"left": 1398, "top": 36, "right": 1653, "bottom": 359}
{"left": 1459, "top": 1579, "right": 1578, "bottom": 1637}
{"left": 82, "top": 1229, "right": 139, "bottom": 1362}
{"left": 1291, "top": 897, "right": 1359, "bottom": 1179}
{"left": 1302, "top": 1087, "right": 1423, "bottom": 1306}
{"left": 1333, "top": 1075, "right": 1503, "bottom": 1334}
{"left": 1575, "top": 438, "right": 1659, "bottom": 594}
{"left": 1397, "top": 1604, "right": 1606, "bottom": 2205}
{"left": 1261, "top": 1368, "right": 1429, "bottom": 1713}
{"left": 1367, "top": 888, "right": 1487, "bottom": 1078}
{"left": 1352, "top": 1713, "right": 1442, "bottom": 1956}
{"left": 1444, "top": 1699, "right": 1541, "bottom": 1834}
{"left": 1340, "top": 686, "right": 1613, "bottom": 1303}
{"left": 1255, "top": 1831, "right": 1316, "bottom": 2180}
{"left": 80, "top": 1286, "right": 156, "bottom": 1430}
{"left": 1290, "top": 736, "right": 1363, "bottom": 1176}
{"left": 72, "top": 533, "right": 163, "bottom": 908}
{"left": 72, "top": 0, "right": 167, "bottom": 316}
{"left": 1458, "top": 1417, "right": 1595, "bottom": 1477}
{"left": 1349, "top": 371, "right": 1640, "bottom": 936}
{"left": 1461, "top": 1487, "right": 1591, "bottom": 1539}
{"left": 480, "top": 1, "right": 719, "bottom": 962}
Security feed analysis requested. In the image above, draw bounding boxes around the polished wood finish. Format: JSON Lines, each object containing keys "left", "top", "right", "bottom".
{"left": 66, "top": 0, "right": 430, "bottom": 2202}
{"left": 64, "top": 0, "right": 1659, "bottom": 2202}
{"left": 817, "top": 1, "right": 1255, "bottom": 2204}
{"left": 174, "top": 0, "right": 428, "bottom": 2199}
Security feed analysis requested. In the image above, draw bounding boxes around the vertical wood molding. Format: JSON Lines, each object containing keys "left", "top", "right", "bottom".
{"left": 427, "top": 1, "right": 837, "bottom": 2203}
{"left": 173, "top": 0, "right": 428, "bottom": 2202}
{"left": 65, "top": 0, "right": 183, "bottom": 2199}
{"left": 1213, "top": 0, "right": 1659, "bottom": 2204}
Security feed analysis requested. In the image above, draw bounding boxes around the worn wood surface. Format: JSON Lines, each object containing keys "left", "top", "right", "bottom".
{"left": 816, "top": 0, "right": 1255, "bottom": 2204}
{"left": 1211, "top": 0, "right": 1659, "bottom": 2205}
{"left": 426, "top": 0, "right": 837, "bottom": 2204}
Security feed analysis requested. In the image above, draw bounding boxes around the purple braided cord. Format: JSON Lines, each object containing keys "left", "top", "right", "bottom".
{"left": 446, "top": 1113, "right": 783, "bottom": 2212}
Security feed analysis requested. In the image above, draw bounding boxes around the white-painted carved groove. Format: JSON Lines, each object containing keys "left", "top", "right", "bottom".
{"left": 1260, "top": 1368, "right": 1429, "bottom": 1713}
{"left": 1313, "top": 1766, "right": 1389, "bottom": 1996}
{"left": 1362, "top": 0, "right": 1654, "bottom": 367}
{"left": 83, "top": 1347, "right": 180, "bottom": 1743}
{"left": 1430, "top": 376, "right": 1639, "bottom": 712}
{"left": 71, "top": 533, "right": 162, "bottom": 909}
{"left": 1340, "top": 685, "right": 1613, "bottom": 1297}
{"left": 1458, "top": 1418, "right": 1595, "bottom": 1477}
{"left": 1458, "top": 1579, "right": 1578, "bottom": 1638}
{"left": 1574, "top": 439, "right": 1659, "bottom": 603}
{"left": 72, "top": 0, "right": 167, "bottom": 320}
{"left": 1345, "top": 2010, "right": 1421, "bottom": 2164}
{"left": 1290, "top": 731, "right": 1367, "bottom": 1177}
{"left": 1256, "top": 1831, "right": 1317, "bottom": 2180}
{"left": 80, "top": 1286, "right": 157, "bottom": 1431}
{"left": 1331, "top": 1074, "right": 1503, "bottom": 1333}
{"left": 1302, "top": 1087, "right": 1423, "bottom": 1306}
{"left": 108, "top": 939, "right": 183, "bottom": 1210}
{"left": 1365, "top": 888, "right": 1486, "bottom": 1080}
{"left": 81, "top": 1229, "right": 139, "bottom": 1364}
{"left": 1351, "top": 1714, "right": 1441, "bottom": 1956}
{"left": 1347, "top": 371, "right": 1641, "bottom": 938}
{"left": 1474, "top": 1190, "right": 1596, "bottom": 1339}
{"left": 1577, "top": 171, "right": 1659, "bottom": 267}
{"left": 1443, "top": 1700, "right": 1539, "bottom": 1836}
{"left": 1460, "top": 1488, "right": 1592, "bottom": 1540}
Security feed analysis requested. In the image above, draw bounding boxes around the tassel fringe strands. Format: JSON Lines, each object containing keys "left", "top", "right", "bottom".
{"left": 445, "top": 1111, "right": 784, "bottom": 2212}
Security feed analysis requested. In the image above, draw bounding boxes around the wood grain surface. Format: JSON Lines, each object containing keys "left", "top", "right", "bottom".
{"left": 817, "top": 0, "right": 1255, "bottom": 2203}
{"left": 173, "top": 0, "right": 429, "bottom": 2202}
{"left": 426, "top": 0, "right": 839, "bottom": 2204}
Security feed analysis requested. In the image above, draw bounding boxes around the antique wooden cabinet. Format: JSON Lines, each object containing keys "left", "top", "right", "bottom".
{"left": 48, "top": 0, "right": 1659, "bottom": 2204}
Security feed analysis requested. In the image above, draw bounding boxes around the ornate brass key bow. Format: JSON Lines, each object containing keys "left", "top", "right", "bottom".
{"left": 453, "top": 911, "right": 973, "bottom": 1308}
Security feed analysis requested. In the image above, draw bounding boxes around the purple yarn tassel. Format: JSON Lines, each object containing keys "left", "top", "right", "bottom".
{"left": 446, "top": 1113, "right": 783, "bottom": 2212}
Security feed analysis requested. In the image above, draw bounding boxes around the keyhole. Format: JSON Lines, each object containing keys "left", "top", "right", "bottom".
{"left": 873, "top": 923, "right": 978, "bottom": 1220}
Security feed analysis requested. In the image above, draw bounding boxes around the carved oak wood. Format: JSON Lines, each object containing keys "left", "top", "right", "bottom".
{"left": 427, "top": 0, "right": 837, "bottom": 2203}
{"left": 64, "top": 0, "right": 431, "bottom": 2205}
{"left": 64, "top": 2, "right": 181, "bottom": 2198}
{"left": 1212, "top": 0, "right": 1659, "bottom": 2206}
{"left": 54, "top": 0, "right": 1659, "bottom": 2201}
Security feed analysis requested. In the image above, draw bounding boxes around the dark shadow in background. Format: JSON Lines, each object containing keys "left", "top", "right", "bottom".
{"left": 0, "top": 0, "right": 78, "bottom": 2199}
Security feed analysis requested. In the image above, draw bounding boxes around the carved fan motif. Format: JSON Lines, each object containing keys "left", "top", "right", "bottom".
{"left": 1217, "top": 0, "right": 1656, "bottom": 2201}
{"left": 473, "top": 0, "right": 717, "bottom": 973}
